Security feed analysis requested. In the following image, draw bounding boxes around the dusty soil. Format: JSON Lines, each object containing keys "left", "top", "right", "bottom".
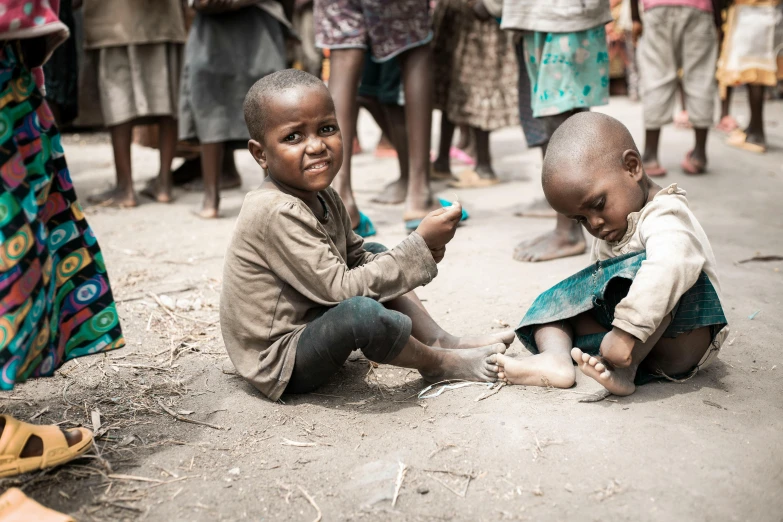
{"left": 1, "top": 95, "right": 782, "bottom": 521}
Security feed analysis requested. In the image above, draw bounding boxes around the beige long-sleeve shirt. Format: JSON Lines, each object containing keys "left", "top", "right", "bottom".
{"left": 590, "top": 184, "right": 727, "bottom": 345}
{"left": 220, "top": 187, "right": 438, "bottom": 401}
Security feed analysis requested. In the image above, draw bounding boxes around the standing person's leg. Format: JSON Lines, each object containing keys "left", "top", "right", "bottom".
{"left": 327, "top": 49, "right": 366, "bottom": 227}
{"left": 88, "top": 121, "right": 139, "bottom": 207}
{"left": 638, "top": 8, "right": 678, "bottom": 177}
{"left": 368, "top": 101, "right": 411, "bottom": 204}
{"left": 513, "top": 110, "right": 586, "bottom": 262}
{"left": 680, "top": 8, "right": 718, "bottom": 174}
{"left": 398, "top": 43, "right": 440, "bottom": 219}
{"left": 197, "top": 141, "right": 223, "bottom": 218}
{"left": 744, "top": 84, "right": 766, "bottom": 148}
{"left": 716, "top": 87, "right": 738, "bottom": 132}
{"left": 155, "top": 116, "right": 177, "bottom": 202}
{"left": 473, "top": 127, "right": 496, "bottom": 180}
{"left": 433, "top": 116, "right": 456, "bottom": 176}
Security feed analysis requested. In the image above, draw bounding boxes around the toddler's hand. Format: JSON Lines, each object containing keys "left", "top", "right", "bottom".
{"left": 599, "top": 327, "right": 636, "bottom": 368}
{"left": 416, "top": 203, "right": 462, "bottom": 252}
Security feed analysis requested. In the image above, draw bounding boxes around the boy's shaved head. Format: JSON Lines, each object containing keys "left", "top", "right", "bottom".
{"left": 542, "top": 112, "right": 640, "bottom": 192}
{"left": 243, "top": 69, "right": 332, "bottom": 142}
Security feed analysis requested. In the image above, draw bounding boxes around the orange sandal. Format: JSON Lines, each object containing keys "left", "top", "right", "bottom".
{"left": 0, "top": 488, "right": 75, "bottom": 522}
{"left": 0, "top": 414, "right": 93, "bottom": 478}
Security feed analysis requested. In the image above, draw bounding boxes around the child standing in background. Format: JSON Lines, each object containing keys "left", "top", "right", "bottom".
{"left": 632, "top": 0, "right": 722, "bottom": 175}
{"left": 81, "top": 0, "right": 186, "bottom": 206}
{"left": 431, "top": 0, "right": 519, "bottom": 188}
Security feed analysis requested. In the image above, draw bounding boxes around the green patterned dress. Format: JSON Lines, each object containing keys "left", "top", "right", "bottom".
{"left": 0, "top": 42, "right": 124, "bottom": 390}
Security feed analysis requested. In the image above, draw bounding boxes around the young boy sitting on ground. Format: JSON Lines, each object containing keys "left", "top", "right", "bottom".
{"left": 496, "top": 112, "right": 728, "bottom": 396}
{"left": 220, "top": 69, "right": 513, "bottom": 401}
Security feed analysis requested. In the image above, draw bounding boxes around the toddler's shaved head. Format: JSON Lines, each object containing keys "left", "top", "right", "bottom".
{"left": 542, "top": 112, "right": 641, "bottom": 194}
{"left": 243, "top": 69, "right": 332, "bottom": 143}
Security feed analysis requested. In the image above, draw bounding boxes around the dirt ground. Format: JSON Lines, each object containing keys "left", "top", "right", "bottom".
{"left": 1, "top": 94, "right": 781, "bottom": 521}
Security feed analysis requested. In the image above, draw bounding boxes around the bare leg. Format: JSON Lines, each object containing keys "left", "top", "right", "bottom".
{"left": 361, "top": 96, "right": 410, "bottom": 204}
{"left": 388, "top": 335, "right": 506, "bottom": 383}
{"left": 385, "top": 292, "right": 515, "bottom": 349}
{"left": 89, "top": 121, "right": 138, "bottom": 207}
{"left": 473, "top": 127, "right": 496, "bottom": 180}
{"left": 513, "top": 213, "right": 586, "bottom": 262}
{"left": 512, "top": 142, "right": 556, "bottom": 218}
{"left": 689, "top": 127, "right": 708, "bottom": 169}
{"left": 141, "top": 117, "right": 176, "bottom": 203}
{"left": 433, "top": 116, "right": 455, "bottom": 174}
{"left": 398, "top": 44, "right": 440, "bottom": 219}
{"left": 328, "top": 49, "right": 365, "bottom": 227}
{"left": 745, "top": 84, "right": 766, "bottom": 148}
{"left": 642, "top": 128, "right": 662, "bottom": 172}
{"left": 716, "top": 87, "right": 738, "bottom": 132}
{"left": 198, "top": 141, "right": 223, "bottom": 218}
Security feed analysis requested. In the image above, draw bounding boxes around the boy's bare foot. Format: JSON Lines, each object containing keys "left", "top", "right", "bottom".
{"left": 512, "top": 197, "right": 557, "bottom": 218}
{"left": 571, "top": 347, "right": 635, "bottom": 396}
{"left": 140, "top": 178, "right": 173, "bottom": 203}
{"left": 513, "top": 229, "right": 586, "bottom": 262}
{"left": 371, "top": 178, "right": 407, "bottom": 205}
{"left": 642, "top": 160, "right": 667, "bottom": 177}
{"left": 434, "top": 330, "right": 515, "bottom": 349}
{"left": 87, "top": 187, "right": 138, "bottom": 208}
{"left": 192, "top": 207, "right": 219, "bottom": 219}
{"left": 495, "top": 352, "right": 575, "bottom": 388}
{"left": 420, "top": 343, "right": 506, "bottom": 383}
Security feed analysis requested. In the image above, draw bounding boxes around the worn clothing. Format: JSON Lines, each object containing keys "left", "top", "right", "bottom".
{"left": 589, "top": 183, "right": 727, "bottom": 345}
{"left": 639, "top": 6, "right": 718, "bottom": 129}
{"left": 523, "top": 26, "right": 610, "bottom": 117}
{"left": 0, "top": 44, "right": 125, "bottom": 389}
{"left": 179, "top": 7, "right": 286, "bottom": 143}
{"left": 515, "top": 250, "right": 727, "bottom": 383}
{"left": 314, "top": 0, "right": 432, "bottom": 62}
{"left": 286, "top": 295, "right": 411, "bottom": 393}
{"left": 514, "top": 39, "right": 549, "bottom": 147}
{"left": 358, "top": 54, "right": 404, "bottom": 106}
{"left": 82, "top": 43, "right": 182, "bottom": 127}
{"left": 221, "top": 187, "right": 437, "bottom": 401}
{"left": 500, "top": 0, "right": 612, "bottom": 33}
{"left": 716, "top": 1, "right": 783, "bottom": 95}
{"left": 433, "top": 0, "right": 519, "bottom": 131}
{"left": 81, "top": 0, "right": 187, "bottom": 49}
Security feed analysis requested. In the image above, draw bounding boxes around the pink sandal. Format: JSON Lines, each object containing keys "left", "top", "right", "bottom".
{"left": 681, "top": 150, "right": 706, "bottom": 175}
{"left": 449, "top": 146, "right": 476, "bottom": 165}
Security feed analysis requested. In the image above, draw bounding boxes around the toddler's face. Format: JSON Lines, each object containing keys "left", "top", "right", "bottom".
{"left": 250, "top": 86, "right": 343, "bottom": 194}
{"left": 546, "top": 163, "right": 646, "bottom": 243}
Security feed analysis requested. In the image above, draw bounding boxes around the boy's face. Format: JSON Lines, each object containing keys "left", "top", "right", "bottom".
{"left": 545, "top": 151, "right": 646, "bottom": 243}
{"left": 249, "top": 86, "right": 342, "bottom": 194}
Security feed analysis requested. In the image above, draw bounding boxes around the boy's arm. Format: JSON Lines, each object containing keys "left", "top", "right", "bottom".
{"left": 263, "top": 205, "right": 437, "bottom": 305}
{"left": 611, "top": 201, "right": 706, "bottom": 344}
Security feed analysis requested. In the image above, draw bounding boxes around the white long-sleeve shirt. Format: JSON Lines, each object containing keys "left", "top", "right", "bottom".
{"left": 590, "top": 184, "right": 728, "bottom": 345}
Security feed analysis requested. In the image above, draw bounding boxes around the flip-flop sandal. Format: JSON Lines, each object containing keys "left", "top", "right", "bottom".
{"left": 0, "top": 488, "right": 75, "bottom": 522}
{"left": 726, "top": 130, "right": 766, "bottom": 154}
{"left": 352, "top": 212, "right": 377, "bottom": 238}
{"left": 449, "top": 146, "right": 476, "bottom": 165}
{"left": 681, "top": 150, "right": 706, "bottom": 175}
{"left": 0, "top": 415, "right": 93, "bottom": 478}
{"left": 715, "top": 116, "right": 739, "bottom": 133}
{"left": 644, "top": 164, "right": 667, "bottom": 177}
{"left": 447, "top": 169, "right": 501, "bottom": 189}
{"left": 404, "top": 198, "right": 469, "bottom": 231}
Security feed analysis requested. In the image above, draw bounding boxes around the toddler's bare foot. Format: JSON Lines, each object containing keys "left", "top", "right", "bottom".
{"left": 87, "top": 187, "right": 138, "bottom": 208}
{"left": 434, "top": 330, "right": 515, "bottom": 349}
{"left": 495, "top": 352, "right": 575, "bottom": 388}
{"left": 420, "top": 343, "right": 507, "bottom": 383}
{"left": 571, "top": 348, "right": 635, "bottom": 396}
{"left": 140, "top": 178, "right": 173, "bottom": 203}
{"left": 371, "top": 178, "right": 407, "bottom": 205}
{"left": 513, "top": 230, "right": 586, "bottom": 262}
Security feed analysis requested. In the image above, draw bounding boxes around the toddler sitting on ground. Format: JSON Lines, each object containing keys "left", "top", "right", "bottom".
{"left": 497, "top": 112, "right": 729, "bottom": 396}
{"left": 220, "top": 69, "right": 512, "bottom": 401}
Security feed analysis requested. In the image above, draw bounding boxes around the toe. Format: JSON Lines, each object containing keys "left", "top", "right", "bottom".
{"left": 600, "top": 370, "right": 612, "bottom": 380}
{"left": 581, "top": 352, "right": 591, "bottom": 364}
{"left": 588, "top": 356, "right": 598, "bottom": 367}
{"left": 571, "top": 348, "right": 583, "bottom": 362}
{"left": 595, "top": 362, "right": 606, "bottom": 372}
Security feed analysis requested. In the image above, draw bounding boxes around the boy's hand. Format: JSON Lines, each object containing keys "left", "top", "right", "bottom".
{"left": 430, "top": 246, "right": 446, "bottom": 264}
{"left": 599, "top": 327, "right": 636, "bottom": 368}
{"left": 416, "top": 203, "right": 462, "bottom": 252}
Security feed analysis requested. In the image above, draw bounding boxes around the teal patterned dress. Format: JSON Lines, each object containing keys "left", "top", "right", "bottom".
{"left": 0, "top": 42, "right": 125, "bottom": 390}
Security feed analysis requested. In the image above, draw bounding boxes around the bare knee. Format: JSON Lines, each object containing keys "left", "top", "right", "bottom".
{"left": 644, "top": 327, "right": 712, "bottom": 375}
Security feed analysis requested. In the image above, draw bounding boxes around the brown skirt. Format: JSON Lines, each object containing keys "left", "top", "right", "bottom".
{"left": 432, "top": 0, "right": 519, "bottom": 131}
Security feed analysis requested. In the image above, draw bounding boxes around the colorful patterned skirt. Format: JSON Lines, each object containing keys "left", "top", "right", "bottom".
{"left": 0, "top": 42, "right": 125, "bottom": 390}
